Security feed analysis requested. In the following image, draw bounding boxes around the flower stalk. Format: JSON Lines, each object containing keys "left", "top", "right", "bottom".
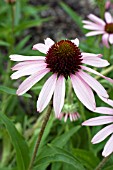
{"left": 95, "top": 155, "right": 111, "bottom": 170}
{"left": 28, "top": 100, "right": 53, "bottom": 170}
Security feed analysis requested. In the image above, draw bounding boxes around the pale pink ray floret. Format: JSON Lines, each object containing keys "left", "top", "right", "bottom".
{"left": 82, "top": 107, "right": 113, "bottom": 157}
{"left": 83, "top": 12, "right": 113, "bottom": 48}
{"left": 10, "top": 38, "right": 113, "bottom": 117}
{"left": 57, "top": 112, "right": 80, "bottom": 122}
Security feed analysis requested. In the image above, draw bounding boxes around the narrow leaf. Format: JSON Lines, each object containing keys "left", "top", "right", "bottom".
{"left": 0, "top": 112, "right": 30, "bottom": 170}
{"left": 0, "top": 85, "right": 32, "bottom": 98}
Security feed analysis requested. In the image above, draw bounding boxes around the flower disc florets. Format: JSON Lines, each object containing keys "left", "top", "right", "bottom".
{"left": 45, "top": 40, "right": 82, "bottom": 79}
{"left": 105, "top": 23, "right": 113, "bottom": 33}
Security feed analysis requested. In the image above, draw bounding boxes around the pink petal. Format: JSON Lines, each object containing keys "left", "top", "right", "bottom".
{"left": 88, "top": 14, "right": 105, "bottom": 26}
{"left": 86, "top": 31, "right": 105, "bottom": 36}
{"left": 99, "top": 95, "right": 113, "bottom": 107}
{"left": 64, "top": 114, "right": 68, "bottom": 122}
{"left": 70, "top": 114, "right": 73, "bottom": 122}
{"left": 82, "top": 20, "right": 97, "bottom": 25}
{"left": 102, "top": 34, "right": 109, "bottom": 48}
{"left": 105, "top": 12, "right": 113, "bottom": 23}
{"left": 70, "top": 74, "right": 96, "bottom": 111}
{"left": 10, "top": 55, "right": 45, "bottom": 61}
{"left": 53, "top": 76, "right": 65, "bottom": 117}
{"left": 37, "top": 74, "right": 57, "bottom": 112}
{"left": 81, "top": 52, "right": 102, "bottom": 58}
{"left": 32, "top": 43, "right": 49, "bottom": 54}
{"left": 102, "top": 134, "right": 113, "bottom": 157}
{"left": 82, "top": 116, "right": 113, "bottom": 126}
{"left": 81, "top": 65, "right": 113, "bottom": 84}
{"left": 44, "top": 38, "right": 54, "bottom": 47}
{"left": 71, "top": 38, "right": 79, "bottom": 46}
{"left": 95, "top": 107, "right": 113, "bottom": 115}
{"left": 83, "top": 20, "right": 104, "bottom": 29}
{"left": 83, "top": 25, "right": 103, "bottom": 31}
{"left": 105, "top": 1, "right": 111, "bottom": 10}
{"left": 11, "top": 63, "right": 47, "bottom": 79}
{"left": 81, "top": 55, "right": 109, "bottom": 67}
{"left": 17, "top": 68, "right": 49, "bottom": 95}
{"left": 109, "top": 34, "right": 113, "bottom": 44}
{"left": 92, "top": 124, "right": 113, "bottom": 144}
{"left": 12, "top": 60, "right": 45, "bottom": 71}
{"left": 78, "top": 71, "right": 108, "bottom": 98}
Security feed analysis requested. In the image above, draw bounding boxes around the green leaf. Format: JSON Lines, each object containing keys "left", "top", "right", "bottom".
{"left": 30, "top": 115, "right": 55, "bottom": 154}
{"left": 15, "top": 35, "right": 31, "bottom": 52}
{"left": 52, "top": 126, "right": 80, "bottom": 147}
{"left": 0, "top": 85, "right": 32, "bottom": 98}
{"left": 0, "top": 40, "right": 10, "bottom": 47}
{"left": 72, "top": 148, "right": 100, "bottom": 170}
{"left": 0, "top": 168, "right": 17, "bottom": 170}
{"left": 60, "top": 2, "right": 84, "bottom": 32}
{"left": 0, "top": 112, "right": 30, "bottom": 170}
{"left": 103, "top": 165, "right": 113, "bottom": 170}
{"left": 34, "top": 145, "right": 85, "bottom": 170}
{"left": 14, "top": 18, "right": 51, "bottom": 33}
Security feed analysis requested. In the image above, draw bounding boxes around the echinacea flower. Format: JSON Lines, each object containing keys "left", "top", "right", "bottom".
{"left": 83, "top": 12, "right": 113, "bottom": 48}
{"left": 57, "top": 112, "right": 80, "bottom": 122}
{"left": 82, "top": 107, "right": 113, "bottom": 157}
{"left": 10, "top": 38, "right": 113, "bottom": 117}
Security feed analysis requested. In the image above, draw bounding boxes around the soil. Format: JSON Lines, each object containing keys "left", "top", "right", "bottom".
{"left": 28, "top": 0, "right": 96, "bottom": 43}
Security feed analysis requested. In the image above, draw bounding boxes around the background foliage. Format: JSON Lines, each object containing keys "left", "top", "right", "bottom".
{"left": 0, "top": 0, "right": 113, "bottom": 169}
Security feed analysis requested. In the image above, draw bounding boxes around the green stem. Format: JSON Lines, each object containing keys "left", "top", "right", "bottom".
{"left": 67, "top": 79, "right": 73, "bottom": 104}
{"left": 96, "top": 0, "right": 105, "bottom": 19}
{"left": 4, "top": 4, "right": 15, "bottom": 82}
{"left": 95, "top": 155, "right": 111, "bottom": 170}
{"left": 2, "top": 4, "right": 15, "bottom": 114}
{"left": 10, "top": 4, "right": 15, "bottom": 51}
{"left": 95, "top": 65, "right": 113, "bottom": 80}
{"left": 28, "top": 100, "right": 53, "bottom": 170}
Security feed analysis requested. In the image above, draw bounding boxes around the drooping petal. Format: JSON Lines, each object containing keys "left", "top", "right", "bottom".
{"left": 109, "top": 34, "right": 113, "bottom": 44}
{"left": 83, "top": 20, "right": 99, "bottom": 26}
{"left": 92, "top": 124, "right": 113, "bottom": 144}
{"left": 81, "top": 52, "right": 102, "bottom": 58}
{"left": 81, "top": 55, "right": 109, "bottom": 67}
{"left": 102, "top": 134, "right": 113, "bottom": 157}
{"left": 71, "top": 38, "right": 79, "bottom": 46}
{"left": 32, "top": 43, "right": 49, "bottom": 54}
{"left": 88, "top": 14, "right": 105, "bottom": 26}
{"left": 10, "top": 55, "right": 45, "bottom": 61}
{"left": 83, "top": 20, "right": 95, "bottom": 25}
{"left": 44, "top": 38, "right": 54, "bottom": 47}
{"left": 102, "top": 34, "right": 109, "bottom": 48}
{"left": 64, "top": 114, "right": 68, "bottom": 122}
{"left": 83, "top": 25, "right": 103, "bottom": 31}
{"left": 17, "top": 68, "right": 49, "bottom": 95}
{"left": 78, "top": 71, "right": 108, "bottom": 98}
{"left": 11, "top": 63, "right": 47, "bottom": 79}
{"left": 81, "top": 65, "right": 113, "bottom": 84}
{"left": 82, "top": 116, "right": 113, "bottom": 126}
{"left": 95, "top": 107, "right": 113, "bottom": 115}
{"left": 37, "top": 74, "right": 57, "bottom": 112}
{"left": 53, "top": 76, "right": 65, "bottom": 117}
{"left": 86, "top": 30, "right": 105, "bottom": 36}
{"left": 99, "top": 95, "right": 113, "bottom": 107}
{"left": 12, "top": 60, "right": 45, "bottom": 71}
{"left": 70, "top": 73, "right": 96, "bottom": 111}
{"left": 83, "top": 20, "right": 104, "bottom": 29}
{"left": 105, "top": 12, "right": 113, "bottom": 23}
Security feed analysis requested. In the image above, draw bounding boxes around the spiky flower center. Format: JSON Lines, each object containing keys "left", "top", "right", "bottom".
{"left": 45, "top": 40, "right": 82, "bottom": 79}
{"left": 105, "top": 23, "right": 113, "bottom": 33}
